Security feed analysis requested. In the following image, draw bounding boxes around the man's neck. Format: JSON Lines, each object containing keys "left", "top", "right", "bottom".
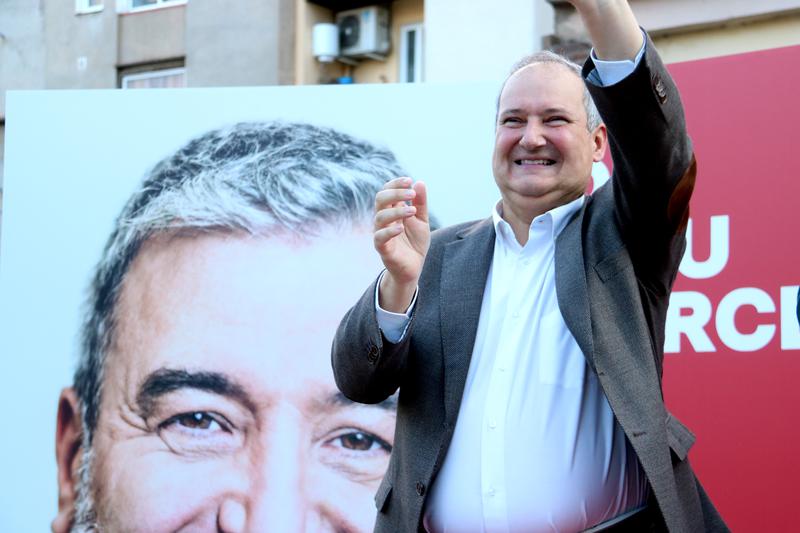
{"left": 499, "top": 192, "right": 583, "bottom": 246}
{"left": 500, "top": 202, "right": 535, "bottom": 246}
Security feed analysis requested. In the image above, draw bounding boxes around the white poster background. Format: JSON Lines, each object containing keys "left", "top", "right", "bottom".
{"left": 0, "top": 83, "right": 501, "bottom": 531}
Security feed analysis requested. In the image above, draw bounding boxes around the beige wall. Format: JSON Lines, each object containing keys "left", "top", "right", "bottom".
{"left": 635, "top": 0, "right": 800, "bottom": 63}
{"left": 44, "top": 1, "right": 118, "bottom": 89}
{"left": 118, "top": 5, "right": 186, "bottom": 66}
{"left": 631, "top": 0, "right": 800, "bottom": 34}
{"left": 654, "top": 12, "right": 800, "bottom": 63}
{"left": 551, "top": 0, "right": 800, "bottom": 64}
{"left": 278, "top": 0, "right": 297, "bottom": 85}
{"left": 186, "top": 0, "right": 292, "bottom": 87}
{"left": 0, "top": 0, "right": 46, "bottom": 119}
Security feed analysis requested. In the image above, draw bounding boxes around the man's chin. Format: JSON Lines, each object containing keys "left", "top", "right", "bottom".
{"left": 507, "top": 167, "right": 561, "bottom": 186}
{"left": 504, "top": 180, "right": 559, "bottom": 201}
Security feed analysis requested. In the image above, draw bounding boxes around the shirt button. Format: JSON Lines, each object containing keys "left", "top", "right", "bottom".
{"left": 488, "top": 420, "right": 497, "bottom": 429}
{"left": 488, "top": 487, "right": 496, "bottom": 497}
{"left": 416, "top": 482, "right": 426, "bottom": 496}
{"left": 512, "top": 311, "right": 519, "bottom": 318}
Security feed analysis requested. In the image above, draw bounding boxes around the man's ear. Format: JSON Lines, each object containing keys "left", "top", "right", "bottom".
{"left": 52, "top": 388, "right": 84, "bottom": 533}
{"left": 591, "top": 123, "right": 608, "bottom": 162}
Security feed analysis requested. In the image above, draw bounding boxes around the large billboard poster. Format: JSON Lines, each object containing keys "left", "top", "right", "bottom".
{"left": 0, "top": 82, "right": 499, "bottom": 532}
{"left": 1, "top": 44, "right": 798, "bottom": 531}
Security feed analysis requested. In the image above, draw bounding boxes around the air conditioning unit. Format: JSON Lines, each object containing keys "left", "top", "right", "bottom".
{"left": 336, "top": 6, "right": 390, "bottom": 60}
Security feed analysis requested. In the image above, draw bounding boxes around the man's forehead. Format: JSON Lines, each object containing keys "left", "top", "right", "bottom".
{"left": 107, "top": 227, "right": 380, "bottom": 382}
{"left": 513, "top": 60, "right": 580, "bottom": 79}
{"left": 115, "top": 227, "right": 376, "bottom": 320}
{"left": 502, "top": 62, "right": 583, "bottom": 99}
{"left": 121, "top": 226, "right": 375, "bottom": 288}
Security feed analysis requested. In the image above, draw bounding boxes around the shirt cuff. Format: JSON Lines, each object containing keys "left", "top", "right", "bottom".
{"left": 374, "top": 270, "right": 417, "bottom": 343}
{"left": 587, "top": 29, "right": 647, "bottom": 86}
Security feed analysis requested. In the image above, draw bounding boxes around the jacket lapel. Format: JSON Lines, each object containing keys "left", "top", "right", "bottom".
{"left": 554, "top": 202, "right": 596, "bottom": 371}
{"left": 440, "top": 219, "right": 495, "bottom": 423}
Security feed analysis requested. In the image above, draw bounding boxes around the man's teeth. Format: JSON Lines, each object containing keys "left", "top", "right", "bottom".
{"left": 517, "top": 159, "right": 554, "bottom": 165}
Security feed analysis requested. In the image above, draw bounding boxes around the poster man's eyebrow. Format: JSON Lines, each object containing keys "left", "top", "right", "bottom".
{"left": 327, "top": 391, "right": 397, "bottom": 412}
{"left": 136, "top": 368, "right": 255, "bottom": 418}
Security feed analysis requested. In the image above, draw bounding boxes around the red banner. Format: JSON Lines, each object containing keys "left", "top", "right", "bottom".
{"left": 660, "top": 45, "right": 800, "bottom": 532}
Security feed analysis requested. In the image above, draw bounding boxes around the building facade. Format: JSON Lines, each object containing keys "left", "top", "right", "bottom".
{"left": 2, "top": 0, "right": 800, "bottom": 226}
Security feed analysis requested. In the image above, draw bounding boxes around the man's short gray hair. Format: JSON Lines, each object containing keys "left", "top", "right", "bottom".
{"left": 497, "top": 50, "right": 602, "bottom": 132}
{"left": 73, "top": 121, "right": 408, "bottom": 443}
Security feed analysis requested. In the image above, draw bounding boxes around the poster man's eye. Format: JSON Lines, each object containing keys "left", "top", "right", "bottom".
{"left": 336, "top": 430, "right": 391, "bottom": 452}
{"left": 157, "top": 411, "right": 243, "bottom": 455}
{"left": 174, "top": 412, "right": 220, "bottom": 430}
{"left": 319, "top": 427, "right": 392, "bottom": 482}
{"left": 160, "top": 411, "right": 230, "bottom": 433}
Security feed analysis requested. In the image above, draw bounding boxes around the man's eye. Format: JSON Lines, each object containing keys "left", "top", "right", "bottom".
{"left": 546, "top": 116, "right": 568, "bottom": 124}
{"left": 335, "top": 431, "right": 391, "bottom": 452}
{"left": 501, "top": 117, "right": 523, "bottom": 125}
{"left": 319, "top": 428, "right": 392, "bottom": 483}
{"left": 157, "top": 411, "right": 243, "bottom": 456}
{"left": 170, "top": 411, "right": 224, "bottom": 431}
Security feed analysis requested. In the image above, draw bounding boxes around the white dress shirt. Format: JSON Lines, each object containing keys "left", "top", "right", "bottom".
{"left": 375, "top": 41, "right": 649, "bottom": 533}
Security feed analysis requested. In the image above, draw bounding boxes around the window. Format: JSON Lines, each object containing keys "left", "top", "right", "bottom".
{"left": 75, "top": 0, "right": 103, "bottom": 14}
{"left": 399, "top": 24, "right": 423, "bottom": 83}
{"left": 121, "top": 67, "right": 186, "bottom": 89}
{"left": 127, "top": 0, "right": 186, "bottom": 12}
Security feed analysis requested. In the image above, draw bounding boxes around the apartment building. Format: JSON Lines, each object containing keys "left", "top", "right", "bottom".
{"left": 2, "top": 0, "right": 800, "bottom": 208}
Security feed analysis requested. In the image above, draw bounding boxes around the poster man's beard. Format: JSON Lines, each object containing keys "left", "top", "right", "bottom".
{"left": 71, "top": 444, "right": 99, "bottom": 533}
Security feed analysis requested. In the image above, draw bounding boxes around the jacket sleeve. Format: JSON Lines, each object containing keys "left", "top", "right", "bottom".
{"left": 584, "top": 33, "right": 695, "bottom": 296}
{"left": 331, "top": 275, "right": 413, "bottom": 404}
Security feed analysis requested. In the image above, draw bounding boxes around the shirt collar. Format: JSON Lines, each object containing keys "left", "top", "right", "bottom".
{"left": 492, "top": 195, "right": 585, "bottom": 244}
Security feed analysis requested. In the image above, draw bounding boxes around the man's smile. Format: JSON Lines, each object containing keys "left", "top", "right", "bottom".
{"left": 514, "top": 158, "right": 556, "bottom": 166}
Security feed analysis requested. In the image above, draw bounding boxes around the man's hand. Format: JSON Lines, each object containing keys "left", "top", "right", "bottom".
{"left": 373, "top": 177, "right": 430, "bottom": 313}
{"left": 564, "top": 0, "right": 643, "bottom": 61}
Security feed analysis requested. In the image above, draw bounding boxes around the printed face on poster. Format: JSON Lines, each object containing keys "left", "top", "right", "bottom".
{"left": 0, "top": 83, "right": 498, "bottom": 532}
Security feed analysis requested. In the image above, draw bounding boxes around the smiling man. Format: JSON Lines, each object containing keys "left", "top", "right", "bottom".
{"left": 333, "top": 1, "right": 727, "bottom": 532}
{"left": 53, "top": 122, "right": 406, "bottom": 532}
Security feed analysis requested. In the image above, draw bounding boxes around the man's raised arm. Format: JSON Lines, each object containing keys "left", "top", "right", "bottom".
{"left": 567, "top": 0, "right": 643, "bottom": 61}
{"left": 576, "top": 0, "right": 695, "bottom": 292}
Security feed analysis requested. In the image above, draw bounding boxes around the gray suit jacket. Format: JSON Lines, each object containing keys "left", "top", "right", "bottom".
{"left": 332, "top": 37, "right": 728, "bottom": 533}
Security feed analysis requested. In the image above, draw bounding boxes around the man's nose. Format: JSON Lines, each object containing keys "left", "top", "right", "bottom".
{"left": 217, "top": 499, "right": 247, "bottom": 532}
{"left": 519, "top": 121, "right": 546, "bottom": 150}
{"left": 244, "top": 415, "right": 310, "bottom": 532}
{"left": 218, "top": 457, "right": 310, "bottom": 533}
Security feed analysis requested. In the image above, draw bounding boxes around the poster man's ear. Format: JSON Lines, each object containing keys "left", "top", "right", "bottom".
{"left": 52, "top": 388, "right": 84, "bottom": 533}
